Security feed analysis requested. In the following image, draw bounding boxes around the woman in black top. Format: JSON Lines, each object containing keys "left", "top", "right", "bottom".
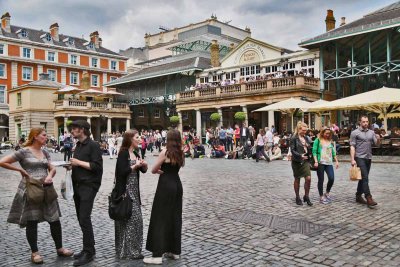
{"left": 114, "top": 130, "right": 148, "bottom": 259}
{"left": 289, "top": 122, "right": 313, "bottom": 206}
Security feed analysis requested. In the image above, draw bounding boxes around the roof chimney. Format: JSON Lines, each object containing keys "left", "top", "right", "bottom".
{"left": 98, "top": 37, "right": 102, "bottom": 47}
{"left": 229, "top": 43, "right": 235, "bottom": 51}
{"left": 50, "top": 22, "right": 59, "bottom": 41}
{"left": 1, "top": 12, "right": 11, "bottom": 33}
{"left": 325, "top": 9, "right": 336, "bottom": 32}
{"left": 340, "top": 17, "right": 346, "bottom": 26}
{"left": 210, "top": 40, "right": 220, "bottom": 68}
{"left": 90, "top": 31, "right": 100, "bottom": 49}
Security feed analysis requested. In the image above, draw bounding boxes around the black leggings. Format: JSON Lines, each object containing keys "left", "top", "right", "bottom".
{"left": 26, "top": 220, "right": 63, "bottom": 253}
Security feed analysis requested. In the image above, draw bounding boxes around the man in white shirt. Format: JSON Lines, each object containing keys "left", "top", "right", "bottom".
{"left": 107, "top": 134, "right": 116, "bottom": 159}
{"left": 265, "top": 127, "right": 274, "bottom": 153}
{"left": 161, "top": 130, "right": 167, "bottom": 145}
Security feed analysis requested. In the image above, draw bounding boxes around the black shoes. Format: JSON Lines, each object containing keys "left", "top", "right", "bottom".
{"left": 303, "top": 196, "right": 313, "bottom": 206}
{"left": 73, "top": 251, "right": 83, "bottom": 260}
{"left": 73, "top": 251, "right": 94, "bottom": 266}
{"left": 296, "top": 197, "right": 303, "bottom": 205}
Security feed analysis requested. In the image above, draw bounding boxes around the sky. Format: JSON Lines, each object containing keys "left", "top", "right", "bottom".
{"left": 0, "top": 0, "right": 397, "bottom": 53}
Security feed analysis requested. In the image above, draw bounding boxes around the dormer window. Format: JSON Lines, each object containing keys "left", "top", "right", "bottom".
{"left": 63, "top": 37, "right": 75, "bottom": 46}
{"left": 16, "top": 29, "right": 28, "bottom": 38}
{"left": 40, "top": 33, "right": 52, "bottom": 43}
{"left": 88, "top": 42, "right": 95, "bottom": 49}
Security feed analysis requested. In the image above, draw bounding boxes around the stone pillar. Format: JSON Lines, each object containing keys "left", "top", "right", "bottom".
{"left": 54, "top": 118, "right": 59, "bottom": 143}
{"left": 107, "top": 117, "right": 112, "bottom": 134}
{"left": 196, "top": 109, "right": 202, "bottom": 142}
{"left": 268, "top": 110, "right": 275, "bottom": 129}
{"left": 177, "top": 111, "right": 183, "bottom": 134}
{"left": 126, "top": 118, "right": 131, "bottom": 131}
{"left": 241, "top": 105, "right": 248, "bottom": 126}
{"left": 217, "top": 108, "right": 223, "bottom": 127}
{"left": 63, "top": 117, "right": 68, "bottom": 133}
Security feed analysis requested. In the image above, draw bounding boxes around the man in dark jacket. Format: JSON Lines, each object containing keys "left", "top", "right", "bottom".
{"left": 240, "top": 122, "right": 250, "bottom": 148}
{"left": 68, "top": 120, "right": 103, "bottom": 266}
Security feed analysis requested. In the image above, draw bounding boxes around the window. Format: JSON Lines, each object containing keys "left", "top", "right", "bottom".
{"left": 0, "top": 44, "right": 4, "bottom": 55}
{"left": 70, "top": 54, "right": 78, "bottom": 65}
{"left": 182, "top": 112, "right": 189, "bottom": 120}
{"left": 226, "top": 72, "right": 236, "bottom": 80}
{"left": 17, "top": 93, "right": 22, "bottom": 106}
{"left": 200, "top": 77, "right": 209, "bottom": 83}
{"left": 110, "top": 76, "right": 117, "bottom": 81}
{"left": 154, "top": 109, "right": 160, "bottom": 118}
{"left": 0, "top": 85, "right": 5, "bottom": 103}
{"left": 88, "top": 42, "right": 95, "bottom": 49}
{"left": 70, "top": 72, "right": 78, "bottom": 85}
{"left": 22, "top": 66, "right": 32, "bottom": 80}
{"left": 301, "top": 60, "right": 307, "bottom": 67}
{"left": 91, "top": 58, "right": 98, "bottom": 68}
{"left": 138, "top": 108, "right": 144, "bottom": 117}
{"left": 47, "top": 69, "right": 56, "bottom": 81}
{"left": 22, "top": 48, "right": 31, "bottom": 58}
{"left": 110, "top": 61, "right": 117, "bottom": 70}
{"left": 0, "top": 64, "right": 5, "bottom": 78}
{"left": 40, "top": 122, "right": 47, "bottom": 130}
{"left": 68, "top": 38, "right": 74, "bottom": 46}
{"left": 91, "top": 74, "right": 99, "bottom": 87}
{"left": 240, "top": 65, "right": 260, "bottom": 77}
{"left": 45, "top": 33, "right": 52, "bottom": 42}
{"left": 308, "top": 59, "right": 314, "bottom": 66}
{"left": 47, "top": 51, "right": 55, "bottom": 62}
{"left": 21, "top": 29, "right": 28, "bottom": 38}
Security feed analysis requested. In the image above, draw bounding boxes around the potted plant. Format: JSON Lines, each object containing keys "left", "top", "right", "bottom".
{"left": 169, "top": 115, "right": 180, "bottom": 126}
{"left": 210, "top": 112, "right": 221, "bottom": 123}
{"left": 234, "top": 111, "right": 246, "bottom": 122}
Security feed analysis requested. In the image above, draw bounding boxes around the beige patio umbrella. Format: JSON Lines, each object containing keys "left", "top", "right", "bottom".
{"left": 53, "top": 85, "right": 84, "bottom": 94}
{"left": 309, "top": 87, "right": 400, "bottom": 131}
{"left": 78, "top": 88, "right": 104, "bottom": 96}
{"left": 253, "top": 97, "right": 313, "bottom": 131}
{"left": 99, "top": 90, "right": 125, "bottom": 97}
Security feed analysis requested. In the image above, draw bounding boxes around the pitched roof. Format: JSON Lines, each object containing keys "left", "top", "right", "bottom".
{"left": 105, "top": 53, "right": 211, "bottom": 86}
{"left": 299, "top": 1, "right": 400, "bottom": 47}
{"left": 12, "top": 79, "right": 63, "bottom": 91}
{"left": 0, "top": 25, "right": 125, "bottom": 58}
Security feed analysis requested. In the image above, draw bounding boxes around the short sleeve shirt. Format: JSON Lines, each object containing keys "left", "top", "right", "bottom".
{"left": 350, "top": 127, "right": 377, "bottom": 159}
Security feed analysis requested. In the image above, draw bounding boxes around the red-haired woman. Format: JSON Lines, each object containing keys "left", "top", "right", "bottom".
{"left": 144, "top": 129, "right": 184, "bottom": 265}
{"left": 0, "top": 128, "right": 73, "bottom": 264}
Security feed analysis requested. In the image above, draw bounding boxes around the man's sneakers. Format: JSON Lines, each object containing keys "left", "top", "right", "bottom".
{"left": 143, "top": 257, "right": 163, "bottom": 265}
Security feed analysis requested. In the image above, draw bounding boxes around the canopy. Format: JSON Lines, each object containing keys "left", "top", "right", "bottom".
{"left": 309, "top": 87, "right": 400, "bottom": 131}
{"left": 99, "top": 90, "right": 125, "bottom": 96}
{"left": 78, "top": 89, "right": 103, "bottom": 96}
{"left": 53, "top": 85, "right": 83, "bottom": 95}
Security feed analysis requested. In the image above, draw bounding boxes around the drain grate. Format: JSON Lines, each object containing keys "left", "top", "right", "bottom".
{"left": 224, "top": 211, "right": 331, "bottom": 236}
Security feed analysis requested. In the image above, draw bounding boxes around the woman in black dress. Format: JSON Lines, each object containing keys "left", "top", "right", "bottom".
{"left": 144, "top": 129, "right": 184, "bottom": 265}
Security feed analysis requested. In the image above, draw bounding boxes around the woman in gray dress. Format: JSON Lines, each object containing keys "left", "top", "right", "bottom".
{"left": 114, "top": 130, "right": 148, "bottom": 259}
{"left": 0, "top": 128, "right": 73, "bottom": 264}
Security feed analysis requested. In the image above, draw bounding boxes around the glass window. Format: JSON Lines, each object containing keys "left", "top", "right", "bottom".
{"left": 301, "top": 60, "right": 307, "bottom": 67}
{"left": 110, "top": 61, "right": 117, "bottom": 70}
{"left": 21, "top": 29, "right": 28, "bottom": 38}
{"left": 47, "top": 51, "right": 55, "bottom": 62}
{"left": 138, "top": 108, "right": 144, "bottom": 117}
{"left": 45, "top": 33, "right": 52, "bottom": 42}
{"left": 250, "top": 66, "right": 255, "bottom": 75}
{"left": 256, "top": 65, "right": 261, "bottom": 74}
{"left": 265, "top": 66, "right": 271, "bottom": 73}
{"left": 91, "top": 74, "right": 99, "bottom": 87}
{"left": 48, "top": 70, "right": 56, "bottom": 81}
{"left": 308, "top": 59, "right": 314, "bottom": 66}
{"left": 22, "top": 48, "right": 31, "bottom": 58}
{"left": 91, "top": 58, "right": 98, "bottom": 68}
{"left": 70, "top": 55, "right": 78, "bottom": 65}
{"left": 68, "top": 38, "right": 74, "bottom": 45}
{"left": 70, "top": 72, "right": 78, "bottom": 85}
{"left": 22, "top": 67, "right": 32, "bottom": 80}
{"left": 154, "top": 109, "right": 160, "bottom": 118}
{"left": 110, "top": 76, "right": 117, "bottom": 81}
{"left": 40, "top": 122, "right": 47, "bottom": 130}
{"left": 289, "top": 63, "right": 296, "bottom": 69}
{"left": 0, "top": 44, "right": 4, "bottom": 55}
{"left": 0, "top": 64, "right": 5, "bottom": 77}
{"left": 17, "top": 93, "right": 22, "bottom": 106}
{"left": 0, "top": 85, "right": 5, "bottom": 103}
{"left": 88, "top": 43, "right": 95, "bottom": 49}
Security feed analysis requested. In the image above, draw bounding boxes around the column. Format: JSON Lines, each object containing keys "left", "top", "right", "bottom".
{"left": 54, "top": 118, "right": 59, "bottom": 144}
{"left": 107, "top": 117, "right": 112, "bottom": 134}
{"left": 63, "top": 117, "right": 68, "bottom": 133}
{"left": 241, "top": 105, "right": 248, "bottom": 126}
{"left": 126, "top": 118, "right": 131, "bottom": 131}
{"left": 217, "top": 108, "right": 223, "bottom": 127}
{"left": 177, "top": 111, "right": 183, "bottom": 133}
{"left": 195, "top": 109, "right": 202, "bottom": 142}
{"left": 268, "top": 110, "right": 274, "bottom": 129}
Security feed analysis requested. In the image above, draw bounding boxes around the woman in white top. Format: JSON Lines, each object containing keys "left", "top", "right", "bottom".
{"left": 255, "top": 129, "right": 270, "bottom": 162}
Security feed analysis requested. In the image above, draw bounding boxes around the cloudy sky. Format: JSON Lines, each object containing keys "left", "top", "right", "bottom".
{"left": 0, "top": 0, "right": 396, "bottom": 52}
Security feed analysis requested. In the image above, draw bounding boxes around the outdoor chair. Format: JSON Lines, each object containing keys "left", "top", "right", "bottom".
{"left": 337, "top": 137, "right": 350, "bottom": 155}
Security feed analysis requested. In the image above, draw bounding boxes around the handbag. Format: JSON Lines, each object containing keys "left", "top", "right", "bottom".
{"left": 349, "top": 164, "right": 362, "bottom": 181}
{"left": 26, "top": 178, "right": 45, "bottom": 204}
{"left": 44, "top": 184, "right": 58, "bottom": 204}
{"left": 108, "top": 189, "right": 132, "bottom": 221}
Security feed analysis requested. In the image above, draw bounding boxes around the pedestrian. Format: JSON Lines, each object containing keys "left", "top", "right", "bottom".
{"left": 115, "top": 132, "right": 123, "bottom": 155}
{"left": 144, "top": 129, "right": 184, "bottom": 265}
{"left": 0, "top": 128, "right": 73, "bottom": 264}
{"left": 312, "top": 127, "right": 339, "bottom": 204}
{"left": 255, "top": 129, "right": 270, "bottom": 162}
{"left": 63, "top": 134, "right": 73, "bottom": 162}
{"left": 67, "top": 120, "right": 103, "bottom": 266}
{"left": 140, "top": 135, "right": 147, "bottom": 159}
{"left": 350, "top": 115, "right": 379, "bottom": 208}
{"left": 114, "top": 130, "right": 148, "bottom": 259}
{"left": 107, "top": 134, "right": 116, "bottom": 159}
{"left": 219, "top": 126, "right": 227, "bottom": 151}
{"left": 226, "top": 125, "right": 234, "bottom": 151}
{"left": 290, "top": 122, "right": 313, "bottom": 206}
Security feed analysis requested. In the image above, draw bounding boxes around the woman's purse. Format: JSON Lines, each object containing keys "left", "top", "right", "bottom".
{"left": 108, "top": 189, "right": 132, "bottom": 221}
{"left": 26, "top": 178, "right": 45, "bottom": 204}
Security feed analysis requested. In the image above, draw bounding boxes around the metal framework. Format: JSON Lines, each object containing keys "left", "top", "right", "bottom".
{"left": 170, "top": 40, "right": 230, "bottom": 57}
{"left": 129, "top": 94, "right": 176, "bottom": 106}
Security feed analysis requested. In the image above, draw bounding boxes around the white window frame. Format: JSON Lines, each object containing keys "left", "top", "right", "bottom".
{"left": 0, "top": 85, "right": 6, "bottom": 104}
{"left": 21, "top": 47, "right": 34, "bottom": 59}
{"left": 91, "top": 74, "right": 99, "bottom": 87}
{"left": 0, "top": 63, "right": 6, "bottom": 79}
{"left": 110, "top": 60, "right": 118, "bottom": 70}
{"left": 0, "top": 43, "right": 6, "bottom": 55}
{"left": 154, "top": 109, "right": 160, "bottom": 118}
{"left": 69, "top": 54, "right": 79, "bottom": 65}
{"left": 70, "top": 72, "right": 79, "bottom": 85}
{"left": 46, "top": 51, "right": 57, "bottom": 62}
{"left": 47, "top": 69, "right": 57, "bottom": 82}
{"left": 91, "top": 57, "right": 98, "bottom": 68}
{"left": 22, "top": 66, "right": 33, "bottom": 81}
{"left": 138, "top": 108, "right": 144, "bottom": 118}
{"left": 17, "top": 92, "right": 22, "bottom": 106}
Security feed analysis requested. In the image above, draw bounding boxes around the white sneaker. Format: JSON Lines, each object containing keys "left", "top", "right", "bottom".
{"left": 164, "top": 252, "right": 180, "bottom": 260}
{"left": 143, "top": 257, "right": 163, "bottom": 264}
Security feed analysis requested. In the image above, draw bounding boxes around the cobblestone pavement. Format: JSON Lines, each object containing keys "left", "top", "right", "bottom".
{"left": 1, "top": 150, "right": 399, "bottom": 267}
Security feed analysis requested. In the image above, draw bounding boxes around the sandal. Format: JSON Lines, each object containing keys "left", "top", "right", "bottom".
{"left": 57, "top": 248, "right": 74, "bottom": 257}
{"left": 31, "top": 252, "right": 43, "bottom": 264}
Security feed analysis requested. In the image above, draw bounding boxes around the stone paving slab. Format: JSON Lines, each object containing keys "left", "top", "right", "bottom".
{"left": 0, "top": 151, "right": 399, "bottom": 267}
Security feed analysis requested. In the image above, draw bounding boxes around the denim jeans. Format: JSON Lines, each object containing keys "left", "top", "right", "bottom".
{"left": 256, "top": 145, "right": 269, "bottom": 161}
{"left": 226, "top": 137, "right": 233, "bottom": 151}
{"left": 355, "top": 157, "right": 372, "bottom": 197}
{"left": 317, "top": 164, "right": 335, "bottom": 196}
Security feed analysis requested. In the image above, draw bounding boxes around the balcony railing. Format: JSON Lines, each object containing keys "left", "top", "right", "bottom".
{"left": 54, "top": 100, "right": 130, "bottom": 111}
{"left": 176, "top": 76, "right": 320, "bottom": 102}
